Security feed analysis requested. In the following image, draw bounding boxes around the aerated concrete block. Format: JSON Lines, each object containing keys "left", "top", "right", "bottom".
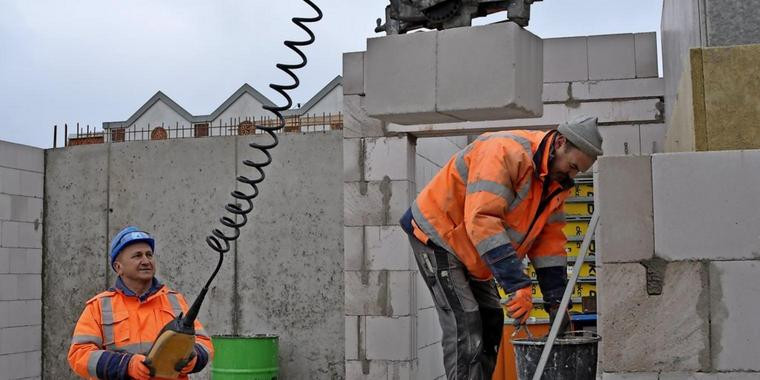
{"left": 0, "top": 141, "right": 43, "bottom": 173}
{"left": 653, "top": 151, "right": 760, "bottom": 261}
{"left": 345, "top": 316, "right": 359, "bottom": 361}
{"left": 418, "top": 344, "right": 444, "bottom": 379}
{"left": 343, "top": 52, "right": 365, "bottom": 95}
{"left": 710, "top": 261, "right": 760, "bottom": 371}
{"left": 343, "top": 95, "right": 385, "bottom": 138}
{"left": 43, "top": 143, "right": 109, "bottom": 379}
{"left": 588, "top": 34, "right": 636, "bottom": 80}
{"left": 344, "top": 180, "right": 413, "bottom": 227}
{"left": 597, "top": 155, "right": 653, "bottom": 263}
{"left": 599, "top": 262, "right": 709, "bottom": 371}
{"left": 365, "top": 30, "right": 446, "bottom": 125}
{"left": 640, "top": 124, "right": 667, "bottom": 154}
{"left": 364, "top": 136, "right": 415, "bottom": 182}
{"left": 365, "top": 316, "right": 413, "bottom": 360}
{"left": 0, "top": 325, "right": 40, "bottom": 354}
{"left": 416, "top": 306, "right": 441, "bottom": 349}
{"left": 543, "top": 36, "right": 589, "bottom": 83}
{"left": 635, "top": 32, "right": 659, "bottom": 78}
{"left": 0, "top": 222, "right": 41, "bottom": 249}
{"left": 345, "top": 270, "right": 412, "bottom": 317}
{"left": 236, "top": 132, "right": 344, "bottom": 379}
{"left": 364, "top": 226, "right": 414, "bottom": 271}
{"left": 600, "top": 125, "right": 641, "bottom": 156}
{"left": 344, "top": 138, "right": 361, "bottom": 182}
{"left": 344, "top": 226, "right": 363, "bottom": 271}
{"left": 436, "top": 23, "right": 543, "bottom": 121}
{"left": 0, "top": 195, "right": 42, "bottom": 224}
{"left": 366, "top": 23, "right": 543, "bottom": 125}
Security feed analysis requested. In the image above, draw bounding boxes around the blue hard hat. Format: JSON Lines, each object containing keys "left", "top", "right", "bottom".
{"left": 109, "top": 226, "right": 155, "bottom": 270}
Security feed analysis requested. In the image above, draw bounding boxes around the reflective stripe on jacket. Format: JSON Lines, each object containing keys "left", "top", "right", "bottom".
{"left": 67, "top": 282, "right": 214, "bottom": 379}
{"left": 410, "top": 130, "right": 571, "bottom": 280}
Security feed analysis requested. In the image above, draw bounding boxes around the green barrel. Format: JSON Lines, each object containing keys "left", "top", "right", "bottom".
{"left": 211, "top": 335, "right": 279, "bottom": 380}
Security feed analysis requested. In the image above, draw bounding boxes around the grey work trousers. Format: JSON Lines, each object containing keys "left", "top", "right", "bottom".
{"left": 409, "top": 236, "right": 504, "bottom": 380}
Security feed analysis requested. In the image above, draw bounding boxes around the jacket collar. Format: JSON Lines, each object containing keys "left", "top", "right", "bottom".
{"left": 112, "top": 276, "right": 164, "bottom": 302}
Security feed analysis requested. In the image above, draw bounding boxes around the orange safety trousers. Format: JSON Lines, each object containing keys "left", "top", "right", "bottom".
{"left": 411, "top": 130, "right": 571, "bottom": 280}
{"left": 68, "top": 285, "right": 213, "bottom": 379}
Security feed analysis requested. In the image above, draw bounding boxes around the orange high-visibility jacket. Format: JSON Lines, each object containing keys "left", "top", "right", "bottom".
{"left": 410, "top": 130, "right": 571, "bottom": 280}
{"left": 68, "top": 281, "right": 213, "bottom": 379}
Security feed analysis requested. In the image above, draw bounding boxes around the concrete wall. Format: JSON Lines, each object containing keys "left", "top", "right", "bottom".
{"left": 0, "top": 141, "right": 44, "bottom": 380}
{"left": 43, "top": 132, "right": 343, "bottom": 379}
{"left": 597, "top": 151, "right": 760, "bottom": 378}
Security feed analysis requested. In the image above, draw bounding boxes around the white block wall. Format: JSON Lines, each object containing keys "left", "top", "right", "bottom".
{"left": 0, "top": 141, "right": 44, "bottom": 380}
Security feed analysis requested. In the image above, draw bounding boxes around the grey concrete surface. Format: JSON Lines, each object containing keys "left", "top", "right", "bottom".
{"left": 0, "top": 141, "right": 44, "bottom": 380}
{"left": 704, "top": 0, "right": 760, "bottom": 46}
{"left": 709, "top": 261, "right": 760, "bottom": 371}
{"left": 436, "top": 23, "right": 543, "bottom": 121}
{"left": 661, "top": 0, "right": 706, "bottom": 131}
{"left": 43, "top": 144, "right": 109, "bottom": 379}
{"left": 363, "top": 137, "right": 415, "bottom": 182}
{"left": 600, "top": 125, "right": 642, "bottom": 156}
{"left": 652, "top": 150, "right": 760, "bottom": 261}
{"left": 543, "top": 36, "right": 589, "bottom": 83}
{"left": 108, "top": 137, "right": 237, "bottom": 336}
{"left": 365, "top": 24, "right": 544, "bottom": 125}
{"left": 599, "top": 262, "right": 710, "bottom": 372}
{"left": 635, "top": 32, "right": 659, "bottom": 78}
{"left": 588, "top": 34, "right": 637, "bottom": 80}
{"left": 343, "top": 52, "right": 365, "bottom": 96}
{"left": 597, "top": 156, "right": 654, "bottom": 263}
{"left": 344, "top": 180, "right": 413, "bottom": 227}
{"left": 236, "top": 131, "right": 344, "bottom": 379}
{"left": 365, "top": 30, "right": 450, "bottom": 125}
{"left": 343, "top": 95, "right": 386, "bottom": 139}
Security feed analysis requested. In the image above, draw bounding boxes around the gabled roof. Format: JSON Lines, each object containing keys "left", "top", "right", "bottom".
{"left": 287, "top": 75, "right": 343, "bottom": 117}
{"left": 103, "top": 91, "right": 195, "bottom": 130}
{"left": 206, "top": 83, "right": 277, "bottom": 122}
{"left": 126, "top": 91, "right": 195, "bottom": 127}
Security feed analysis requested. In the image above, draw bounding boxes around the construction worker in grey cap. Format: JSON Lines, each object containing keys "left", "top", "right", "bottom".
{"left": 400, "top": 115, "right": 602, "bottom": 379}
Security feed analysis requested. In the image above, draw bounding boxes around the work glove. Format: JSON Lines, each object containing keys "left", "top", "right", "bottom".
{"left": 547, "top": 303, "right": 573, "bottom": 335}
{"left": 127, "top": 354, "right": 151, "bottom": 380}
{"left": 504, "top": 286, "right": 533, "bottom": 324}
{"left": 177, "top": 351, "right": 198, "bottom": 375}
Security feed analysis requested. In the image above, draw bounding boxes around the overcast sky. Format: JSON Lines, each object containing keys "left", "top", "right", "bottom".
{"left": 0, "top": 0, "right": 663, "bottom": 148}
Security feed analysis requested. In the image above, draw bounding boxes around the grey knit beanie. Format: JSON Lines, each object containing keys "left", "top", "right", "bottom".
{"left": 557, "top": 115, "right": 603, "bottom": 157}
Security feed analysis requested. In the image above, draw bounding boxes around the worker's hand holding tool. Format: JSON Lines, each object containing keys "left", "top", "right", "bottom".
{"left": 503, "top": 286, "right": 533, "bottom": 324}
{"left": 499, "top": 286, "right": 532, "bottom": 325}
{"left": 128, "top": 354, "right": 152, "bottom": 380}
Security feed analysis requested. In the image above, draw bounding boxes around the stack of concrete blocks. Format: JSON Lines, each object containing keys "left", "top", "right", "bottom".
{"left": 597, "top": 152, "right": 760, "bottom": 379}
{"left": 385, "top": 32, "right": 666, "bottom": 156}
{"left": 343, "top": 47, "right": 420, "bottom": 378}
{"left": 0, "top": 141, "right": 44, "bottom": 380}
{"left": 662, "top": 0, "right": 760, "bottom": 151}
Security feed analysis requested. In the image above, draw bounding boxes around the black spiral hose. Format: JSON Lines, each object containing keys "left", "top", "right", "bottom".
{"left": 181, "top": 0, "right": 323, "bottom": 328}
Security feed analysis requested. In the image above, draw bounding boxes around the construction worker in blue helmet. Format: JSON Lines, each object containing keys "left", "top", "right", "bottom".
{"left": 68, "top": 226, "right": 214, "bottom": 379}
